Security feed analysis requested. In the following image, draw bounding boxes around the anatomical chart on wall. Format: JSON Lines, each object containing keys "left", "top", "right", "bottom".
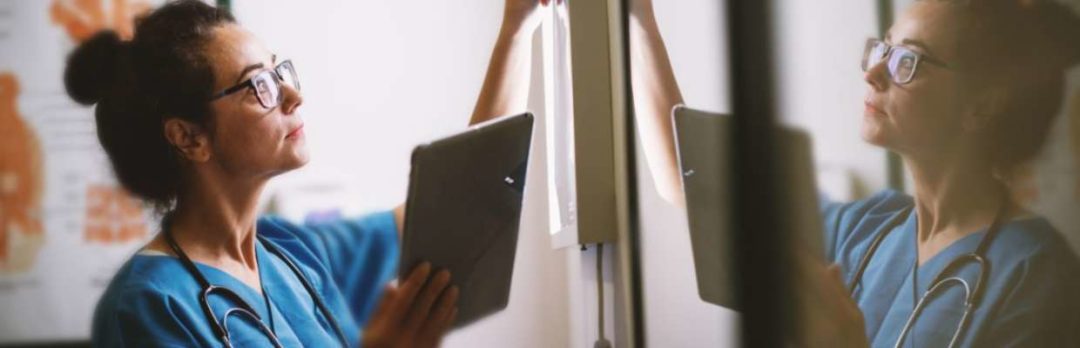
{"left": 0, "top": 0, "right": 160, "bottom": 343}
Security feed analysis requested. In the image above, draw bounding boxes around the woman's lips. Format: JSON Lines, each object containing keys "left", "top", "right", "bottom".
{"left": 864, "top": 101, "right": 886, "bottom": 118}
{"left": 286, "top": 123, "right": 305, "bottom": 139}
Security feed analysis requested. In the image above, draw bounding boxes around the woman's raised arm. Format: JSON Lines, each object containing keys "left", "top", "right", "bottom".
{"left": 394, "top": 0, "right": 551, "bottom": 236}
{"left": 629, "top": 0, "right": 686, "bottom": 206}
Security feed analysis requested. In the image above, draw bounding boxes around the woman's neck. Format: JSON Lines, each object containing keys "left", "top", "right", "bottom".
{"left": 905, "top": 153, "right": 1007, "bottom": 264}
{"left": 167, "top": 171, "right": 267, "bottom": 273}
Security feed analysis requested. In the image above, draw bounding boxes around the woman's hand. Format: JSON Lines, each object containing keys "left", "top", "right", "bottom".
{"left": 362, "top": 263, "right": 459, "bottom": 348}
{"left": 470, "top": 0, "right": 559, "bottom": 125}
{"left": 629, "top": 0, "right": 657, "bottom": 28}
{"left": 502, "top": 0, "right": 561, "bottom": 39}
{"left": 795, "top": 262, "right": 870, "bottom": 348}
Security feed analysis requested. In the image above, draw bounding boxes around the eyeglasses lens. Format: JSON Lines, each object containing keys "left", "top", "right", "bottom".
{"left": 252, "top": 72, "right": 281, "bottom": 109}
{"left": 863, "top": 40, "right": 888, "bottom": 71}
{"left": 863, "top": 40, "right": 920, "bottom": 84}
{"left": 277, "top": 62, "right": 300, "bottom": 92}
{"left": 888, "top": 49, "right": 917, "bottom": 84}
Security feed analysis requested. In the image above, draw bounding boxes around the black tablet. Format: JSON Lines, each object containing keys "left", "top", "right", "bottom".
{"left": 400, "top": 113, "right": 533, "bottom": 328}
{"left": 673, "top": 106, "right": 823, "bottom": 309}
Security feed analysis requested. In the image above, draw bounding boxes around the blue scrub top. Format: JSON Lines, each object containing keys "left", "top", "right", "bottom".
{"left": 91, "top": 211, "right": 399, "bottom": 347}
{"left": 824, "top": 190, "right": 1080, "bottom": 347}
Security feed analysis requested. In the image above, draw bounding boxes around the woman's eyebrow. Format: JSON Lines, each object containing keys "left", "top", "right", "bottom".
{"left": 900, "top": 38, "right": 936, "bottom": 56}
{"left": 234, "top": 62, "right": 265, "bottom": 84}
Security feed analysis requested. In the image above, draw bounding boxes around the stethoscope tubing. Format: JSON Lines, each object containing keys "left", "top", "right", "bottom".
{"left": 849, "top": 197, "right": 1007, "bottom": 348}
{"left": 162, "top": 218, "right": 350, "bottom": 347}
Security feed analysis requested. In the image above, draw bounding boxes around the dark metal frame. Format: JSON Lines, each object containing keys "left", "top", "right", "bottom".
{"left": 722, "top": 1, "right": 900, "bottom": 346}
{"left": 210, "top": 60, "right": 299, "bottom": 109}
{"left": 725, "top": 1, "right": 793, "bottom": 346}
{"left": 862, "top": 38, "right": 951, "bottom": 85}
{"left": 617, "top": 1, "right": 647, "bottom": 345}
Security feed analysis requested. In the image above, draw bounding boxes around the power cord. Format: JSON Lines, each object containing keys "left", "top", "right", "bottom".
{"left": 594, "top": 243, "right": 612, "bottom": 348}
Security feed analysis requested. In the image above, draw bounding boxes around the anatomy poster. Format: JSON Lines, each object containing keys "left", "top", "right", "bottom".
{"left": 0, "top": 0, "right": 160, "bottom": 343}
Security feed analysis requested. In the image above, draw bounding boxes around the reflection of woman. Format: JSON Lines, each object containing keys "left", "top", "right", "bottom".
{"left": 633, "top": 0, "right": 1080, "bottom": 346}
{"left": 66, "top": 0, "right": 548, "bottom": 346}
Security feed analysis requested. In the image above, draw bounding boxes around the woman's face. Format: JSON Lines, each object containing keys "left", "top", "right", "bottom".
{"left": 203, "top": 24, "right": 308, "bottom": 178}
{"left": 862, "top": 2, "right": 972, "bottom": 159}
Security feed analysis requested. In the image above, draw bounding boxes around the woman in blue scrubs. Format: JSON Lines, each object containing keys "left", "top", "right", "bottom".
{"left": 632, "top": 0, "right": 1080, "bottom": 346}
{"left": 62, "top": 0, "right": 552, "bottom": 346}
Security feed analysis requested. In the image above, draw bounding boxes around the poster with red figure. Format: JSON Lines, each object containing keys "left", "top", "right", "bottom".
{"left": 0, "top": 0, "right": 162, "bottom": 344}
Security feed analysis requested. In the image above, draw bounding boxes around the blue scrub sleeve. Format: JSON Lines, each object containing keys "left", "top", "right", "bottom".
{"left": 820, "top": 196, "right": 849, "bottom": 263}
{"left": 819, "top": 190, "right": 912, "bottom": 265}
{"left": 301, "top": 212, "right": 400, "bottom": 326}
{"left": 252, "top": 211, "right": 401, "bottom": 329}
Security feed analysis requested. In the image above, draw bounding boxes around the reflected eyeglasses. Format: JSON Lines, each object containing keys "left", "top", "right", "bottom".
{"left": 211, "top": 60, "right": 300, "bottom": 109}
{"left": 862, "top": 38, "right": 950, "bottom": 85}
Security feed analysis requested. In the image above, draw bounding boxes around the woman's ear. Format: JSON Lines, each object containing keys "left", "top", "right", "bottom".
{"left": 962, "top": 86, "right": 1009, "bottom": 133}
{"left": 164, "top": 118, "right": 211, "bottom": 162}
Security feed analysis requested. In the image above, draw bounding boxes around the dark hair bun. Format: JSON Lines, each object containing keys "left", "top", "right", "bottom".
{"left": 64, "top": 30, "right": 129, "bottom": 105}
{"left": 59, "top": 0, "right": 235, "bottom": 212}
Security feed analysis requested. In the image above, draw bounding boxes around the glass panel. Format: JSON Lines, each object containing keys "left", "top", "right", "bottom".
{"left": 632, "top": 0, "right": 1080, "bottom": 346}
{"left": 627, "top": 0, "right": 736, "bottom": 346}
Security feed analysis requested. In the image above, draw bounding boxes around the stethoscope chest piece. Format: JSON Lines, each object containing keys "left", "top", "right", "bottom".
{"left": 851, "top": 200, "right": 1007, "bottom": 348}
{"left": 162, "top": 218, "right": 349, "bottom": 348}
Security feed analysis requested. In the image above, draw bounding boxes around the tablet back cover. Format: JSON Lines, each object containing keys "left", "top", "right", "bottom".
{"left": 673, "top": 107, "right": 823, "bottom": 310}
{"left": 401, "top": 113, "right": 534, "bottom": 328}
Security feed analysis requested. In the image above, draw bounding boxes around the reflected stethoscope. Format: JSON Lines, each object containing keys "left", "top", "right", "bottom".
{"left": 162, "top": 217, "right": 350, "bottom": 348}
{"left": 847, "top": 197, "right": 1008, "bottom": 348}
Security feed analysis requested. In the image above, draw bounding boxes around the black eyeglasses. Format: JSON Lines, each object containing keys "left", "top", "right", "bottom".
{"left": 210, "top": 60, "right": 300, "bottom": 109}
{"left": 862, "top": 38, "right": 950, "bottom": 85}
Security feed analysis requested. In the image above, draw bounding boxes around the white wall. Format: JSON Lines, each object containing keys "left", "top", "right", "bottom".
{"left": 233, "top": 0, "right": 499, "bottom": 212}
{"left": 233, "top": 1, "right": 572, "bottom": 346}
{"left": 442, "top": 33, "right": 573, "bottom": 348}
{"left": 774, "top": 0, "right": 886, "bottom": 198}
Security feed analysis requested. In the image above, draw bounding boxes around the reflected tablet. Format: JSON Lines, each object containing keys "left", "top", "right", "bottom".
{"left": 673, "top": 106, "right": 823, "bottom": 310}
{"left": 400, "top": 113, "right": 533, "bottom": 328}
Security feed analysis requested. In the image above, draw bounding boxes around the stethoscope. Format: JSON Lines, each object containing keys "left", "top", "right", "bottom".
{"left": 162, "top": 217, "right": 350, "bottom": 348}
{"left": 847, "top": 197, "right": 1008, "bottom": 348}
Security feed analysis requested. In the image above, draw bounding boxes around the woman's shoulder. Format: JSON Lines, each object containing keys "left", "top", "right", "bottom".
{"left": 990, "top": 217, "right": 1080, "bottom": 270}
{"left": 95, "top": 254, "right": 201, "bottom": 310}
{"left": 254, "top": 211, "right": 399, "bottom": 273}
{"left": 92, "top": 255, "right": 207, "bottom": 345}
{"left": 824, "top": 189, "right": 913, "bottom": 221}
{"left": 92, "top": 260, "right": 213, "bottom": 346}
{"left": 256, "top": 211, "right": 397, "bottom": 236}
{"left": 822, "top": 190, "right": 913, "bottom": 251}
{"left": 255, "top": 212, "right": 397, "bottom": 251}
{"left": 981, "top": 217, "right": 1080, "bottom": 342}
